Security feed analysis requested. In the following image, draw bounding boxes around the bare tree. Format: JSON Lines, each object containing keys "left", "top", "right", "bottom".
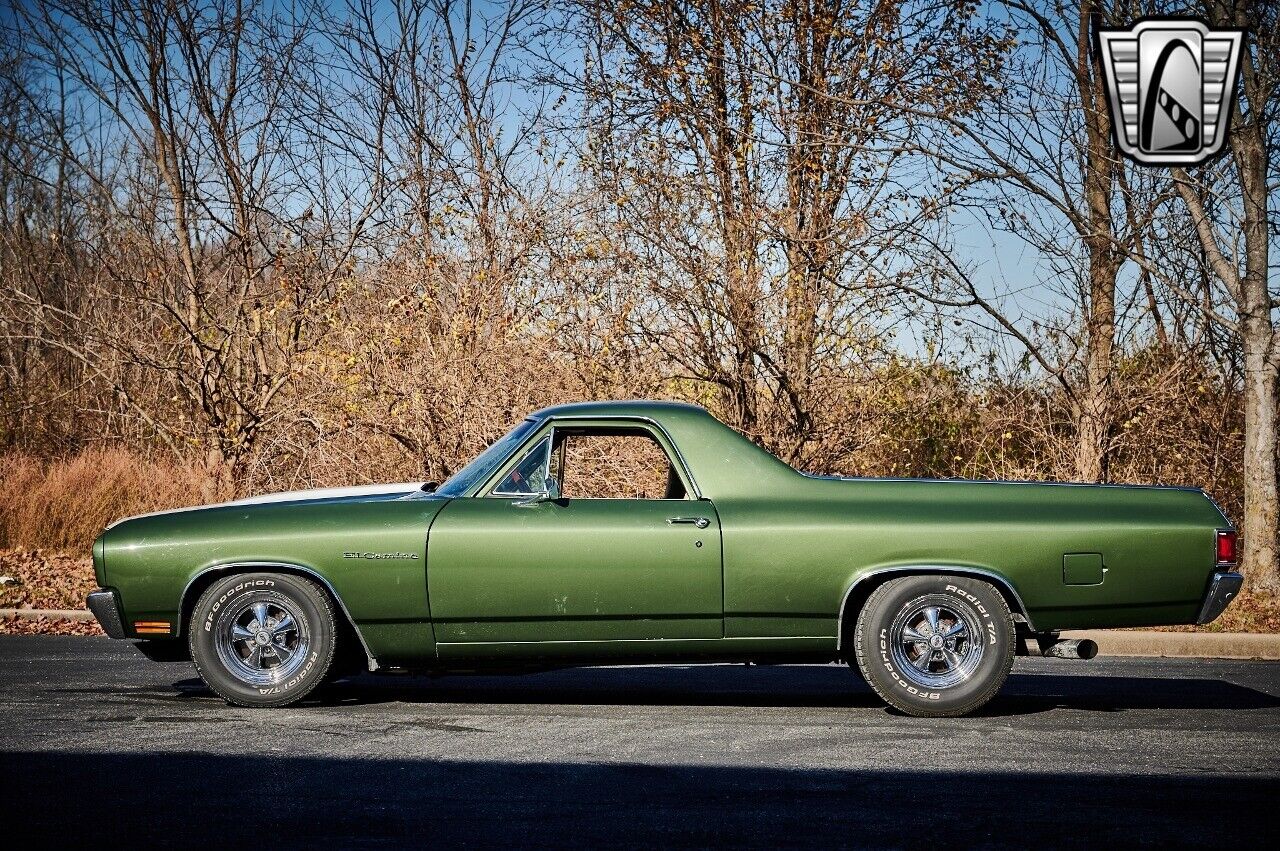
{"left": 898, "top": 0, "right": 1148, "bottom": 483}
{"left": 4, "top": 0, "right": 383, "bottom": 494}
{"left": 564, "top": 0, "right": 1009, "bottom": 461}
{"left": 265, "top": 0, "right": 574, "bottom": 484}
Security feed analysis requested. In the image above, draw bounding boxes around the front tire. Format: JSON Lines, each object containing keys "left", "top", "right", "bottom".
{"left": 853, "top": 575, "right": 1014, "bottom": 717}
{"left": 189, "top": 572, "right": 336, "bottom": 708}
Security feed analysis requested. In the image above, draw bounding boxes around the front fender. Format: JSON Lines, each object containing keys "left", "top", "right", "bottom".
{"left": 178, "top": 561, "right": 381, "bottom": 669}
{"left": 99, "top": 497, "right": 444, "bottom": 666}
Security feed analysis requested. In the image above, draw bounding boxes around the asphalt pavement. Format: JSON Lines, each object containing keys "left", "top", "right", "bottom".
{"left": 1, "top": 636, "right": 1277, "bottom": 847}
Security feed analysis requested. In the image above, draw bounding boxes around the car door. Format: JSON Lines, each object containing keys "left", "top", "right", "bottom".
{"left": 425, "top": 422, "right": 723, "bottom": 649}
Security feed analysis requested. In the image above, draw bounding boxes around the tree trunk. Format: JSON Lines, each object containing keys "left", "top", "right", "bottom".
{"left": 1074, "top": 390, "right": 1110, "bottom": 483}
{"left": 1240, "top": 325, "right": 1280, "bottom": 594}
{"left": 1075, "top": 3, "right": 1119, "bottom": 482}
{"left": 201, "top": 445, "right": 234, "bottom": 504}
{"left": 1075, "top": 250, "right": 1117, "bottom": 483}
{"left": 1232, "top": 0, "right": 1280, "bottom": 594}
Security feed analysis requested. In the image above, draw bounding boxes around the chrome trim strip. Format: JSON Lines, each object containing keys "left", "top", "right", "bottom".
{"left": 836, "top": 565, "right": 1034, "bottom": 650}
{"left": 803, "top": 472, "right": 1205, "bottom": 493}
{"left": 179, "top": 561, "right": 381, "bottom": 671}
{"left": 437, "top": 636, "right": 831, "bottom": 646}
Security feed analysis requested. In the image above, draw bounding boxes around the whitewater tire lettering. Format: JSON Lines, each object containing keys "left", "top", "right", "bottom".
{"left": 203, "top": 578, "right": 276, "bottom": 632}
{"left": 946, "top": 583, "right": 999, "bottom": 645}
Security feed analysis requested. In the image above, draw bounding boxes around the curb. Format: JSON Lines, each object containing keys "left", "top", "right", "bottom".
{"left": 0, "top": 608, "right": 96, "bottom": 622}
{"left": 1062, "top": 629, "right": 1280, "bottom": 660}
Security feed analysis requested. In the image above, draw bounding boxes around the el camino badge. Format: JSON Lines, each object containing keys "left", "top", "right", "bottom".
{"left": 342, "top": 551, "right": 419, "bottom": 560}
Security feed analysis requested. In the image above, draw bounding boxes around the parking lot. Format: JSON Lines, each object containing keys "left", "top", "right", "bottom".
{"left": 1, "top": 636, "right": 1276, "bottom": 846}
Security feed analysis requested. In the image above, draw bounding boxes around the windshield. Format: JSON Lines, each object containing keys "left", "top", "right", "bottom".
{"left": 434, "top": 418, "right": 540, "bottom": 497}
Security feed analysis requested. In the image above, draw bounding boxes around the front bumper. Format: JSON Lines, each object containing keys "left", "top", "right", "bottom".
{"left": 86, "top": 588, "right": 126, "bottom": 639}
{"left": 1197, "top": 571, "right": 1244, "bottom": 625}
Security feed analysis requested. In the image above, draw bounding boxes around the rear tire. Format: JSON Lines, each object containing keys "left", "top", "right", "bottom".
{"left": 188, "top": 572, "right": 336, "bottom": 708}
{"left": 853, "top": 575, "right": 1014, "bottom": 717}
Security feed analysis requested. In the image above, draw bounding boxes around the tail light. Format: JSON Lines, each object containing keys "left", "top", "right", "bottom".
{"left": 1215, "top": 530, "right": 1238, "bottom": 566}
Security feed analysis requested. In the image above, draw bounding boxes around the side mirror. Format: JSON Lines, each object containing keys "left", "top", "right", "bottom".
{"left": 512, "top": 490, "right": 551, "bottom": 508}
{"left": 420, "top": 481, "right": 439, "bottom": 493}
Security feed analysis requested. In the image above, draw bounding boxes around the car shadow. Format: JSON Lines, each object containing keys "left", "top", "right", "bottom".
{"left": 978, "top": 671, "right": 1280, "bottom": 715}
{"left": 167, "top": 661, "right": 1280, "bottom": 714}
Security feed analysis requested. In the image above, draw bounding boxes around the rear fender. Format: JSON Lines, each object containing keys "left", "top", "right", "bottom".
{"left": 837, "top": 564, "right": 1032, "bottom": 652}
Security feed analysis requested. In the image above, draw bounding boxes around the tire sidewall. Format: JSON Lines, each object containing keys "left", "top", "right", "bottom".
{"left": 855, "top": 575, "right": 1014, "bottom": 716}
{"left": 189, "top": 572, "right": 334, "bottom": 707}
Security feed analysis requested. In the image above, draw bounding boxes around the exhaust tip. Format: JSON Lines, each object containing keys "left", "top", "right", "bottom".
{"left": 1039, "top": 637, "right": 1099, "bottom": 659}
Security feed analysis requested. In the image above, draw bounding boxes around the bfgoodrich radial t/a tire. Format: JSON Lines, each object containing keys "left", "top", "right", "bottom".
{"left": 189, "top": 572, "right": 336, "bottom": 708}
{"left": 854, "top": 575, "right": 1014, "bottom": 717}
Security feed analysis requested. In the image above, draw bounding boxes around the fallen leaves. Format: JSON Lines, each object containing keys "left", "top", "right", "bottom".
{"left": 0, "top": 548, "right": 97, "bottom": 609}
{"left": 0, "top": 614, "right": 103, "bottom": 636}
{"left": 0, "top": 549, "right": 103, "bottom": 634}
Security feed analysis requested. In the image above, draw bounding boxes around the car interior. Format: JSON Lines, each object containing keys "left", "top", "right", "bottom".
{"left": 493, "top": 425, "right": 688, "bottom": 500}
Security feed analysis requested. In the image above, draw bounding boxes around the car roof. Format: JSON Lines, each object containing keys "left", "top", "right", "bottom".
{"left": 530, "top": 400, "right": 709, "bottom": 420}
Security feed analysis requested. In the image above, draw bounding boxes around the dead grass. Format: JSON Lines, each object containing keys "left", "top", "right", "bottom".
{"left": 0, "top": 450, "right": 212, "bottom": 553}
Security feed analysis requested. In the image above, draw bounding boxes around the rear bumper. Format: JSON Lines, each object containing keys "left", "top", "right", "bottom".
{"left": 86, "top": 588, "right": 126, "bottom": 639}
{"left": 1197, "top": 572, "right": 1244, "bottom": 625}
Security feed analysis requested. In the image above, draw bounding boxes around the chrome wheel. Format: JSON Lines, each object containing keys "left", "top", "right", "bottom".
{"left": 889, "top": 595, "right": 984, "bottom": 689}
{"left": 213, "top": 594, "right": 310, "bottom": 688}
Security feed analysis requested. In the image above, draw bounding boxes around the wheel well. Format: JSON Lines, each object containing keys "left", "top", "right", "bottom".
{"left": 837, "top": 568, "right": 1029, "bottom": 658}
{"left": 179, "top": 564, "right": 374, "bottom": 670}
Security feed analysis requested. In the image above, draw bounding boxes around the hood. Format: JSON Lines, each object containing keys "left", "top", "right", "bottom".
{"left": 105, "top": 481, "right": 426, "bottom": 530}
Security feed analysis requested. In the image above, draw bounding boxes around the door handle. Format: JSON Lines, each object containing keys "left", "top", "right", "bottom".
{"left": 667, "top": 516, "right": 710, "bottom": 529}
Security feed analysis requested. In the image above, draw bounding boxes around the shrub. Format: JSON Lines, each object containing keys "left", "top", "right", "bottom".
{"left": 0, "top": 450, "right": 213, "bottom": 552}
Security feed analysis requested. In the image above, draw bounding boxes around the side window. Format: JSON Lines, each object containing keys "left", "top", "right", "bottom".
{"left": 558, "top": 430, "right": 686, "bottom": 500}
{"left": 492, "top": 436, "right": 554, "bottom": 496}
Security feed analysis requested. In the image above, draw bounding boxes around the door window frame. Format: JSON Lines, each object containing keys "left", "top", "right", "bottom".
{"left": 476, "top": 416, "right": 701, "bottom": 501}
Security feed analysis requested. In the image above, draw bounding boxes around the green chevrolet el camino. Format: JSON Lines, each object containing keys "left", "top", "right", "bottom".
{"left": 87, "top": 400, "right": 1242, "bottom": 717}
